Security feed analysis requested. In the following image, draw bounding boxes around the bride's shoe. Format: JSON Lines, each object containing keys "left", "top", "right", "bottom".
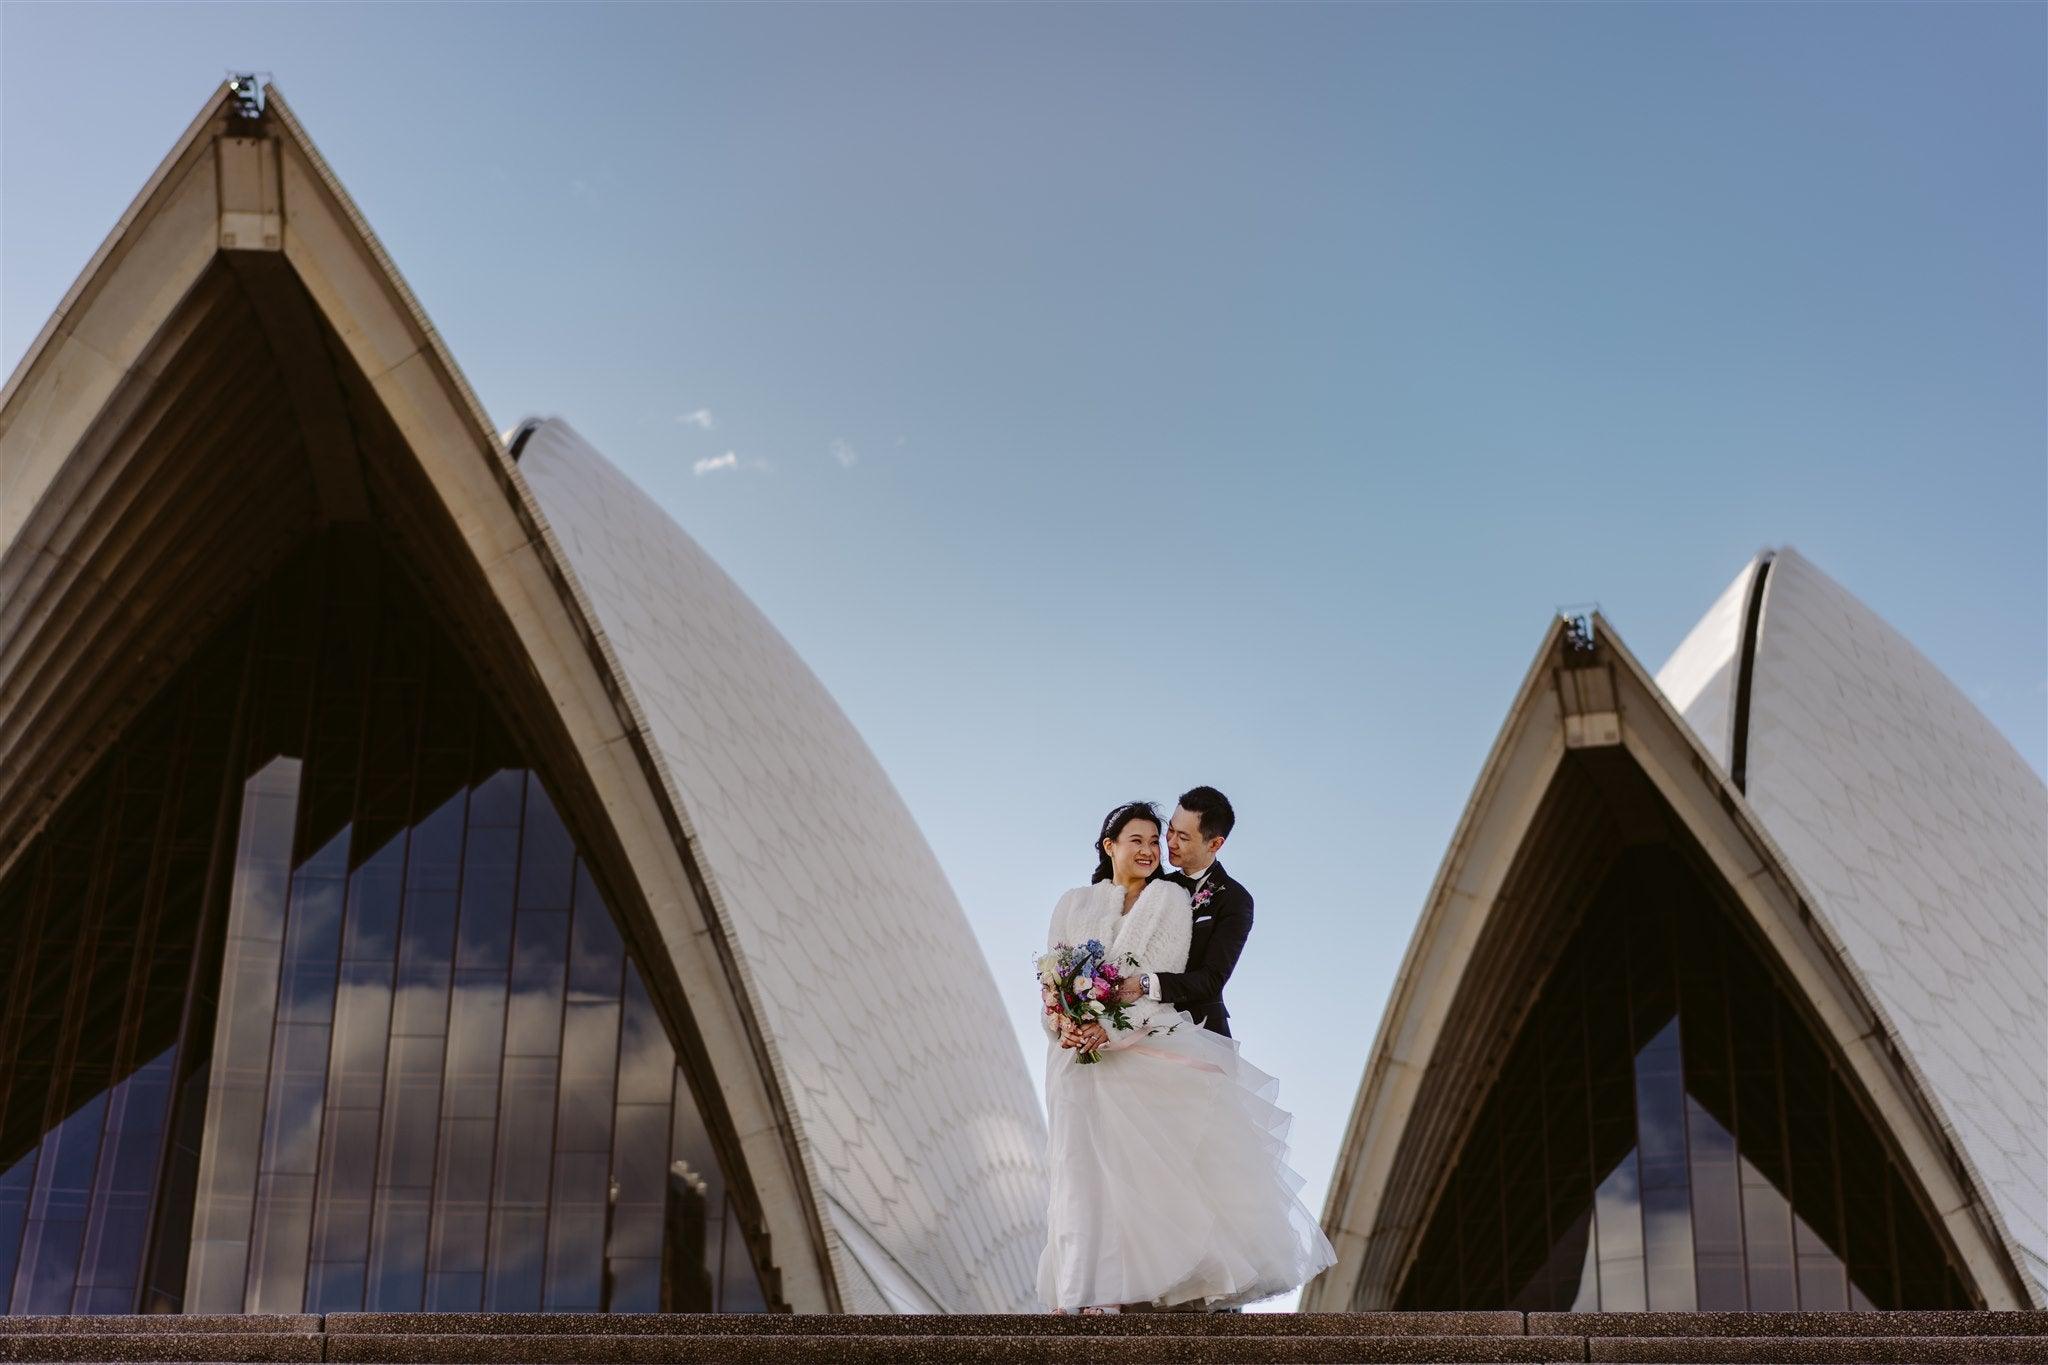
{"left": 1078, "top": 1305, "right": 1121, "bottom": 1315}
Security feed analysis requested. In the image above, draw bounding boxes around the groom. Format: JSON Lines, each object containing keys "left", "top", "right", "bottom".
{"left": 1065, "top": 786, "right": 1252, "bottom": 1050}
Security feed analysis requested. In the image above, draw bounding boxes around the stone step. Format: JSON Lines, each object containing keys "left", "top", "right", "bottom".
{"left": 1587, "top": 1340, "right": 2048, "bottom": 1363}
{"left": 0, "top": 1334, "right": 1583, "bottom": 1365}
{"left": 0, "top": 1312, "right": 2045, "bottom": 1365}
{"left": 323, "top": 1312, "right": 1525, "bottom": 1338}
{"left": 322, "top": 1336, "right": 1586, "bottom": 1365}
{"left": 0, "top": 1336, "right": 320, "bottom": 1362}
{"left": 0, "top": 1322, "right": 317, "bottom": 1337}
{"left": 1535, "top": 1313, "right": 2048, "bottom": 1339}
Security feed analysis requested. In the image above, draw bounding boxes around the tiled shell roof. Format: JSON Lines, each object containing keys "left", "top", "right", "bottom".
{"left": 1657, "top": 548, "right": 2047, "bottom": 1306}
{"left": 515, "top": 419, "right": 1048, "bottom": 1311}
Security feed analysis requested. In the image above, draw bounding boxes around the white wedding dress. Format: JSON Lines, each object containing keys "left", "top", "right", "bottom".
{"left": 1036, "top": 878, "right": 1336, "bottom": 1311}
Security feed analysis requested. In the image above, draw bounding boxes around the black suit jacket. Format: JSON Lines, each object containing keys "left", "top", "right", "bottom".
{"left": 1156, "top": 862, "right": 1252, "bottom": 1038}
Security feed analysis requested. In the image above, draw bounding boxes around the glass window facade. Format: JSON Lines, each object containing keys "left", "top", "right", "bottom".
{"left": 0, "top": 528, "right": 768, "bottom": 1315}
{"left": 1393, "top": 842, "right": 1973, "bottom": 1313}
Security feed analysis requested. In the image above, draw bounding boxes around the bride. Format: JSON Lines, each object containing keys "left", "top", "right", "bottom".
{"left": 1037, "top": 800, "right": 1335, "bottom": 1313}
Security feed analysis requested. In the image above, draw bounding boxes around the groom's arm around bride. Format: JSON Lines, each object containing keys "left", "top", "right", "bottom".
{"left": 1134, "top": 787, "right": 1249, "bottom": 1037}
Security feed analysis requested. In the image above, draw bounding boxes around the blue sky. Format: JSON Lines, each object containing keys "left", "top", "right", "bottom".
{"left": 4, "top": 2, "right": 2042, "bottom": 1270}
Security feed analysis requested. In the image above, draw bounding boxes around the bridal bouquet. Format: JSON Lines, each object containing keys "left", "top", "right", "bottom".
{"left": 1037, "top": 939, "right": 1139, "bottom": 1065}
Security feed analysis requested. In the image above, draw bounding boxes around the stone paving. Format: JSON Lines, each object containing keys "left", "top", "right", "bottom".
{"left": 2, "top": 1313, "right": 2046, "bottom": 1363}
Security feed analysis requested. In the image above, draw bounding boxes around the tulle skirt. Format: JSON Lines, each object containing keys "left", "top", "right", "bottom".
{"left": 1036, "top": 1010, "right": 1337, "bottom": 1311}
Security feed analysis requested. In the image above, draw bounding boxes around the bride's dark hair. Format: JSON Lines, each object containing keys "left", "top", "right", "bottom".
{"left": 1091, "top": 801, "right": 1164, "bottom": 884}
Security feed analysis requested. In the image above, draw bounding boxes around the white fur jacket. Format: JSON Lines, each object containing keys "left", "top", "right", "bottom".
{"left": 1043, "top": 878, "right": 1193, "bottom": 1047}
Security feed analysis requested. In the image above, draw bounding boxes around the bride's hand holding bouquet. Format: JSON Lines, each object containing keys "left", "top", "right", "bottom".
{"left": 1037, "top": 939, "right": 1138, "bottom": 1064}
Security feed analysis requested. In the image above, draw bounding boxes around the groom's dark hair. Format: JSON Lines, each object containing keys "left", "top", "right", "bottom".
{"left": 1177, "top": 786, "right": 1236, "bottom": 842}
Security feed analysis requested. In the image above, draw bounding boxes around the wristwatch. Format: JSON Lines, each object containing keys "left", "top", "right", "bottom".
{"left": 1139, "top": 973, "right": 1152, "bottom": 998}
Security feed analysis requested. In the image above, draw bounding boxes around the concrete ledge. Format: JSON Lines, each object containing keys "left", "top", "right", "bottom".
{"left": 324, "top": 1335, "right": 1585, "bottom": 1364}
{"left": 0, "top": 1337, "right": 321, "bottom": 1362}
{"left": 1537, "top": 1313, "right": 2048, "bottom": 1338}
{"left": 0, "top": 1324, "right": 316, "bottom": 1338}
{"left": 322, "top": 1311, "right": 1527, "bottom": 1337}
{"left": 1, "top": 1311, "right": 2045, "bottom": 1365}
{"left": 1586, "top": 1337, "right": 2048, "bottom": 1363}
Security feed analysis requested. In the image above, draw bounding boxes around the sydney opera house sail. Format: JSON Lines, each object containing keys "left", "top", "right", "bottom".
{"left": 0, "top": 82, "right": 1044, "bottom": 1315}
{"left": 1309, "top": 550, "right": 2046, "bottom": 1315}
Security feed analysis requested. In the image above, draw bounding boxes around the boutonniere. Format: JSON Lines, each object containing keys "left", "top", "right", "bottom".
{"left": 1191, "top": 884, "right": 1216, "bottom": 913}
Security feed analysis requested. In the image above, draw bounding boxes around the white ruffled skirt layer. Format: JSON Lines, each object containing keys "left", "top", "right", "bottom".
{"left": 1036, "top": 1009, "right": 1337, "bottom": 1311}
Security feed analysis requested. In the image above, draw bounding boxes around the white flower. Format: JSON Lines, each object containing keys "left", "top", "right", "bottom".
{"left": 1072, "top": 976, "right": 1090, "bottom": 994}
{"left": 1086, "top": 1000, "right": 1106, "bottom": 1015}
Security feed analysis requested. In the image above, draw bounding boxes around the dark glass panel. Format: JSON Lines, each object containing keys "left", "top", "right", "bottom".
{"left": 330, "top": 958, "right": 395, "bottom": 1123}
{"left": 1635, "top": 1019, "right": 1696, "bottom": 1311}
{"left": 557, "top": 1004, "right": 620, "bottom": 1158}
{"left": 1498, "top": 1044, "right": 1549, "bottom": 1309}
{"left": 517, "top": 777, "right": 577, "bottom": 913}
{"left": 1538, "top": 957, "right": 1593, "bottom": 1312}
{"left": 1733, "top": 993, "right": 1797, "bottom": 1311}
{"left": 1677, "top": 897, "right": 1745, "bottom": 1310}
{"left": 73, "top": 1051, "right": 175, "bottom": 1310}
{"left": 0, "top": 1157, "right": 34, "bottom": 1311}
{"left": 1583, "top": 906, "right": 1644, "bottom": 1313}
{"left": 375, "top": 1036, "right": 443, "bottom": 1194}
{"left": 1458, "top": 1104, "right": 1505, "bottom": 1305}
{"left": 662, "top": 1176, "right": 717, "bottom": 1312}
{"left": 366, "top": 1188, "right": 430, "bottom": 1311}
{"left": 542, "top": 1149, "right": 608, "bottom": 1310}
{"left": 568, "top": 864, "right": 625, "bottom": 1004}
{"left": 426, "top": 1110, "right": 493, "bottom": 1300}
{"left": 1685, "top": 1097, "right": 1745, "bottom": 1309}
{"left": 305, "top": 1262, "right": 365, "bottom": 1315}
{"left": 608, "top": 1101, "right": 670, "bottom": 1312}
{"left": 307, "top": 1102, "right": 377, "bottom": 1300}
{"left": 1785, "top": 1025, "right": 1847, "bottom": 1310}
{"left": 615, "top": 974, "right": 674, "bottom": 1108}
{"left": 506, "top": 913, "right": 570, "bottom": 1059}
{"left": 484, "top": 1054, "right": 557, "bottom": 1309}
{"left": 11, "top": 1093, "right": 108, "bottom": 1311}
{"left": 718, "top": 1196, "right": 768, "bottom": 1312}
{"left": 0, "top": 526, "right": 772, "bottom": 1314}
{"left": 667, "top": 1064, "right": 728, "bottom": 1311}
{"left": 455, "top": 820, "right": 519, "bottom": 976}
{"left": 1838, "top": 1083, "right": 1898, "bottom": 1307}
{"left": 1396, "top": 840, "right": 1975, "bottom": 1312}
{"left": 422, "top": 1269, "right": 483, "bottom": 1312}
{"left": 243, "top": 1170, "right": 314, "bottom": 1313}
{"left": 612, "top": 971, "right": 678, "bottom": 1310}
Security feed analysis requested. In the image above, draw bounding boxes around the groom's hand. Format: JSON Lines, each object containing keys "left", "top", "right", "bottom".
{"left": 1113, "top": 976, "right": 1143, "bottom": 1006}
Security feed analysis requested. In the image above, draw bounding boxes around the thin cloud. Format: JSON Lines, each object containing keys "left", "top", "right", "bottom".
{"left": 677, "top": 409, "right": 715, "bottom": 430}
{"left": 693, "top": 451, "right": 771, "bottom": 477}
{"left": 830, "top": 438, "right": 858, "bottom": 469}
